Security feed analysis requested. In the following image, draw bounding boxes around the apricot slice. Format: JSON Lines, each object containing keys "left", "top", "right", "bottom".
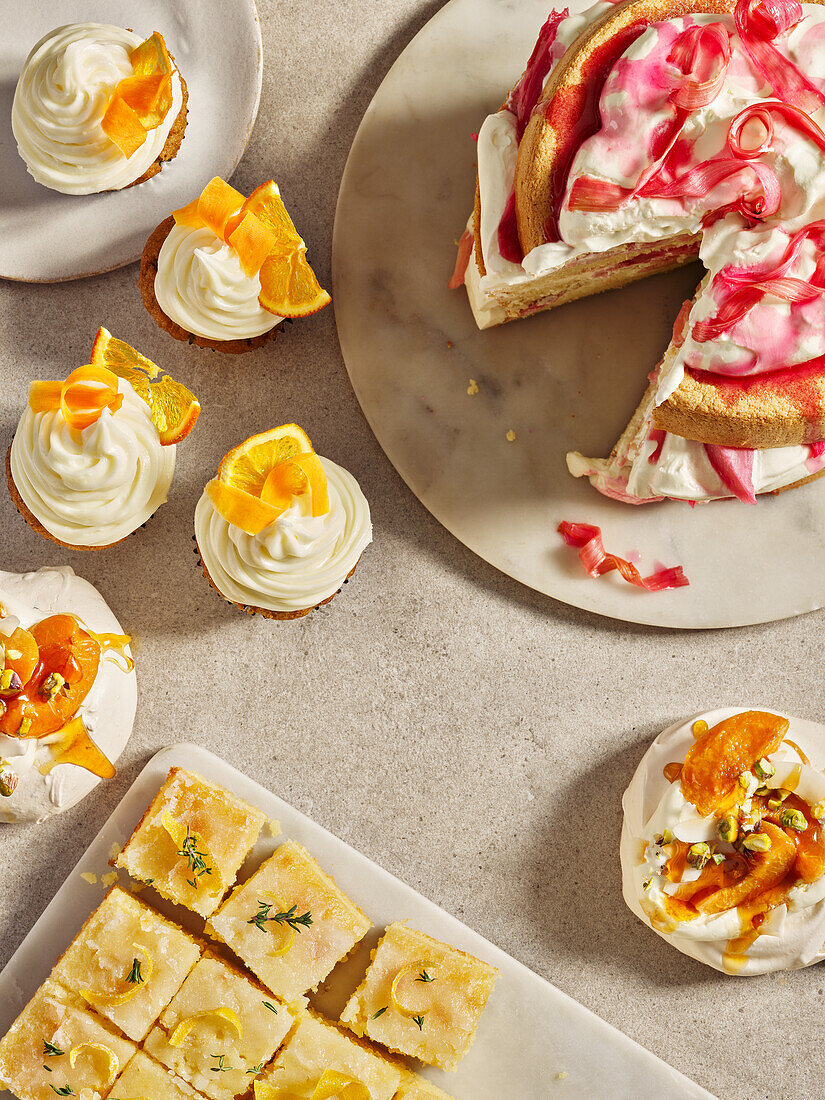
{"left": 1, "top": 627, "right": 39, "bottom": 685}
{"left": 695, "top": 822, "right": 796, "bottom": 915}
{"left": 0, "top": 615, "right": 100, "bottom": 738}
{"left": 681, "top": 711, "right": 788, "bottom": 816}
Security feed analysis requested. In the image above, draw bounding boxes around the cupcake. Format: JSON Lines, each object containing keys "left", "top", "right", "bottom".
{"left": 622, "top": 707, "right": 825, "bottom": 975}
{"left": 12, "top": 24, "right": 187, "bottom": 195}
{"left": 0, "top": 566, "right": 136, "bottom": 824}
{"left": 140, "top": 177, "right": 331, "bottom": 353}
{"left": 195, "top": 425, "right": 371, "bottom": 618}
{"left": 7, "top": 327, "right": 199, "bottom": 550}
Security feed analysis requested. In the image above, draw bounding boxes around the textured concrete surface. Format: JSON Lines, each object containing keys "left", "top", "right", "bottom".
{"left": 1, "top": 3, "right": 824, "bottom": 1098}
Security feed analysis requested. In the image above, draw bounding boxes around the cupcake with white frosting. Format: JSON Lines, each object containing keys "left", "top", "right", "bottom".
{"left": 12, "top": 24, "right": 187, "bottom": 195}
{"left": 622, "top": 707, "right": 825, "bottom": 976}
{"left": 195, "top": 425, "right": 371, "bottom": 618}
{"left": 0, "top": 566, "right": 136, "bottom": 824}
{"left": 140, "top": 177, "right": 331, "bottom": 353}
{"left": 7, "top": 328, "right": 200, "bottom": 550}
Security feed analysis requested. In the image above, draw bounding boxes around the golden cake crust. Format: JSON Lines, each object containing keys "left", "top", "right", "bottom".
{"left": 5, "top": 444, "right": 128, "bottom": 551}
{"left": 140, "top": 217, "right": 282, "bottom": 354}
{"left": 514, "top": 0, "right": 735, "bottom": 253}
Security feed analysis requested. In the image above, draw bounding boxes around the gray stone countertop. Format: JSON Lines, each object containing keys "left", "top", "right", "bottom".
{"left": 1, "top": 3, "right": 823, "bottom": 1098}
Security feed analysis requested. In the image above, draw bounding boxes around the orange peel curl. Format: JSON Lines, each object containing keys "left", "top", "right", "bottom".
{"left": 29, "top": 365, "right": 123, "bottom": 431}
{"left": 101, "top": 32, "right": 173, "bottom": 157}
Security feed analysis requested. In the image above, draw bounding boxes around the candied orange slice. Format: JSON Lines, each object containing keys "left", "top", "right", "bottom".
{"left": 89, "top": 327, "right": 200, "bottom": 445}
{"left": 0, "top": 615, "right": 101, "bottom": 738}
{"left": 261, "top": 454, "right": 329, "bottom": 516}
{"left": 1, "top": 626, "right": 39, "bottom": 684}
{"left": 68, "top": 1042, "right": 119, "bottom": 1088}
{"left": 173, "top": 176, "right": 246, "bottom": 239}
{"left": 228, "top": 211, "right": 279, "bottom": 278}
{"left": 206, "top": 479, "right": 282, "bottom": 537}
{"left": 681, "top": 711, "right": 788, "bottom": 817}
{"left": 29, "top": 365, "right": 124, "bottom": 431}
{"left": 218, "top": 425, "right": 314, "bottom": 496}
{"left": 81, "top": 943, "right": 153, "bottom": 1008}
{"left": 695, "top": 823, "right": 796, "bottom": 915}
{"left": 169, "top": 1007, "right": 243, "bottom": 1047}
{"left": 258, "top": 249, "right": 331, "bottom": 319}
{"left": 101, "top": 32, "right": 173, "bottom": 157}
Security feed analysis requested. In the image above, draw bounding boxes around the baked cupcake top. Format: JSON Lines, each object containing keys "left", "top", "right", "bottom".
{"left": 9, "top": 328, "right": 199, "bottom": 548}
{"left": 195, "top": 425, "right": 371, "bottom": 614}
{"left": 0, "top": 566, "right": 136, "bottom": 824}
{"left": 151, "top": 177, "right": 330, "bottom": 343}
{"left": 12, "top": 24, "right": 184, "bottom": 195}
{"left": 622, "top": 708, "right": 825, "bottom": 975}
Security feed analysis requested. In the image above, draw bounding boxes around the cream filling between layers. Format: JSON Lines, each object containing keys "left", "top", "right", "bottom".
{"left": 0, "top": 567, "right": 137, "bottom": 825}
{"left": 195, "top": 456, "right": 372, "bottom": 612}
{"left": 12, "top": 22, "right": 184, "bottom": 195}
{"left": 10, "top": 380, "right": 176, "bottom": 547}
{"left": 154, "top": 224, "right": 284, "bottom": 341}
{"left": 621, "top": 708, "right": 825, "bottom": 975}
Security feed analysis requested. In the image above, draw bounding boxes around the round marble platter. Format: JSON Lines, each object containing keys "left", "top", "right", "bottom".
{"left": 333, "top": 0, "right": 825, "bottom": 630}
{"left": 0, "top": 0, "right": 261, "bottom": 281}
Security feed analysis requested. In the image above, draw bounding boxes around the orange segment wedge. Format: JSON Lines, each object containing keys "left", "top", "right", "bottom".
{"left": 90, "top": 327, "right": 200, "bottom": 445}
{"left": 241, "top": 181, "right": 303, "bottom": 251}
{"left": 218, "top": 425, "right": 314, "bottom": 498}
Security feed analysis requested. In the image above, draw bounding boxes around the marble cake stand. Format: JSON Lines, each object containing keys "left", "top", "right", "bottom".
{"left": 332, "top": 0, "right": 825, "bottom": 629}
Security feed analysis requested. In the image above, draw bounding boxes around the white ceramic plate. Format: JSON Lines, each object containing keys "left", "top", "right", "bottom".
{"left": 0, "top": 744, "right": 715, "bottom": 1100}
{"left": 332, "top": 0, "right": 825, "bottom": 629}
{"left": 0, "top": 0, "right": 261, "bottom": 281}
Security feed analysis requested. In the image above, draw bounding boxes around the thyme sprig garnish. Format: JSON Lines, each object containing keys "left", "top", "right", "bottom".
{"left": 43, "top": 1040, "right": 64, "bottom": 1057}
{"left": 412, "top": 1014, "right": 425, "bottom": 1030}
{"left": 248, "top": 900, "right": 313, "bottom": 934}
{"left": 262, "top": 1000, "right": 279, "bottom": 1014}
{"left": 178, "top": 826, "right": 213, "bottom": 889}
{"left": 415, "top": 969, "right": 434, "bottom": 983}
{"left": 126, "top": 957, "right": 143, "bottom": 983}
{"left": 49, "top": 1087, "right": 73, "bottom": 1096}
{"left": 210, "top": 1053, "right": 231, "bottom": 1072}
{"left": 371, "top": 1006, "right": 388, "bottom": 1019}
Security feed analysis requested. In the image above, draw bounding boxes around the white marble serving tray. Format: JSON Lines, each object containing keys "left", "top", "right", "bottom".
{"left": 0, "top": 0, "right": 262, "bottom": 281}
{"left": 332, "top": 0, "right": 825, "bottom": 629}
{"left": 0, "top": 744, "right": 715, "bottom": 1099}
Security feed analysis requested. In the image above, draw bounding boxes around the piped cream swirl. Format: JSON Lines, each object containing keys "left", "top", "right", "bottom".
{"left": 12, "top": 23, "right": 184, "bottom": 195}
{"left": 195, "top": 457, "right": 372, "bottom": 613}
{"left": 154, "top": 224, "right": 283, "bottom": 341}
{"left": 10, "top": 380, "right": 175, "bottom": 547}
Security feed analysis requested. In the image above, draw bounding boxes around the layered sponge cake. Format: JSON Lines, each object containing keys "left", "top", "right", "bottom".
{"left": 457, "top": 0, "right": 825, "bottom": 503}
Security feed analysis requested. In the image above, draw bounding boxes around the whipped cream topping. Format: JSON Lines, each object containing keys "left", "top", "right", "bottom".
{"left": 195, "top": 456, "right": 372, "bottom": 613}
{"left": 567, "top": 373, "right": 825, "bottom": 503}
{"left": 154, "top": 223, "right": 283, "bottom": 341}
{"left": 0, "top": 567, "right": 136, "bottom": 825}
{"left": 621, "top": 708, "right": 825, "bottom": 974}
{"left": 10, "top": 379, "right": 176, "bottom": 547}
{"left": 12, "top": 23, "right": 184, "bottom": 195}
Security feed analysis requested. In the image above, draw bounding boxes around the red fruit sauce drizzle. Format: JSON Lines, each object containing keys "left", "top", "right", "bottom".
{"left": 497, "top": 192, "right": 523, "bottom": 263}
{"left": 557, "top": 521, "right": 690, "bottom": 590}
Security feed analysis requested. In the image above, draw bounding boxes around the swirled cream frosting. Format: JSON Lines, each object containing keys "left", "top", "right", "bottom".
{"left": 154, "top": 223, "right": 283, "bottom": 341}
{"left": 10, "top": 379, "right": 176, "bottom": 547}
{"left": 622, "top": 708, "right": 825, "bottom": 975}
{"left": 195, "top": 457, "right": 372, "bottom": 613}
{"left": 12, "top": 23, "right": 184, "bottom": 195}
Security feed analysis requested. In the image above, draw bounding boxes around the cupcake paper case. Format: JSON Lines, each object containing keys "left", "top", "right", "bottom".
{"left": 7, "top": 329, "right": 200, "bottom": 550}
{"left": 12, "top": 24, "right": 187, "bottom": 195}
{"left": 195, "top": 425, "right": 372, "bottom": 619}
{"left": 140, "top": 177, "right": 331, "bottom": 352}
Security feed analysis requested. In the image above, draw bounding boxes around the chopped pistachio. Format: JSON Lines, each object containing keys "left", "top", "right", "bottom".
{"left": 755, "top": 785, "right": 769, "bottom": 797}
{"left": 17, "top": 717, "right": 32, "bottom": 736}
{"left": 40, "top": 672, "right": 66, "bottom": 701}
{"left": 687, "top": 842, "right": 712, "bottom": 870}
{"left": 717, "top": 813, "right": 739, "bottom": 844}
{"left": 642, "top": 878, "right": 652, "bottom": 891}
{"left": 754, "top": 758, "right": 775, "bottom": 781}
{"left": 768, "top": 797, "right": 784, "bottom": 812}
{"left": 0, "top": 761, "right": 18, "bottom": 798}
{"left": 813, "top": 800, "right": 825, "bottom": 820}
{"left": 742, "top": 832, "right": 772, "bottom": 853}
{"left": 662, "top": 829, "right": 673, "bottom": 844}
{"left": 0, "top": 668, "right": 22, "bottom": 697}
{"left": 738, "top": 771, "right": 753, "bottom": 789}
{"left": 712, "top": 853, "right": 725, "bottom": 865}
{"left": 780, "top": 807, "right": 807, "bottom": 833}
